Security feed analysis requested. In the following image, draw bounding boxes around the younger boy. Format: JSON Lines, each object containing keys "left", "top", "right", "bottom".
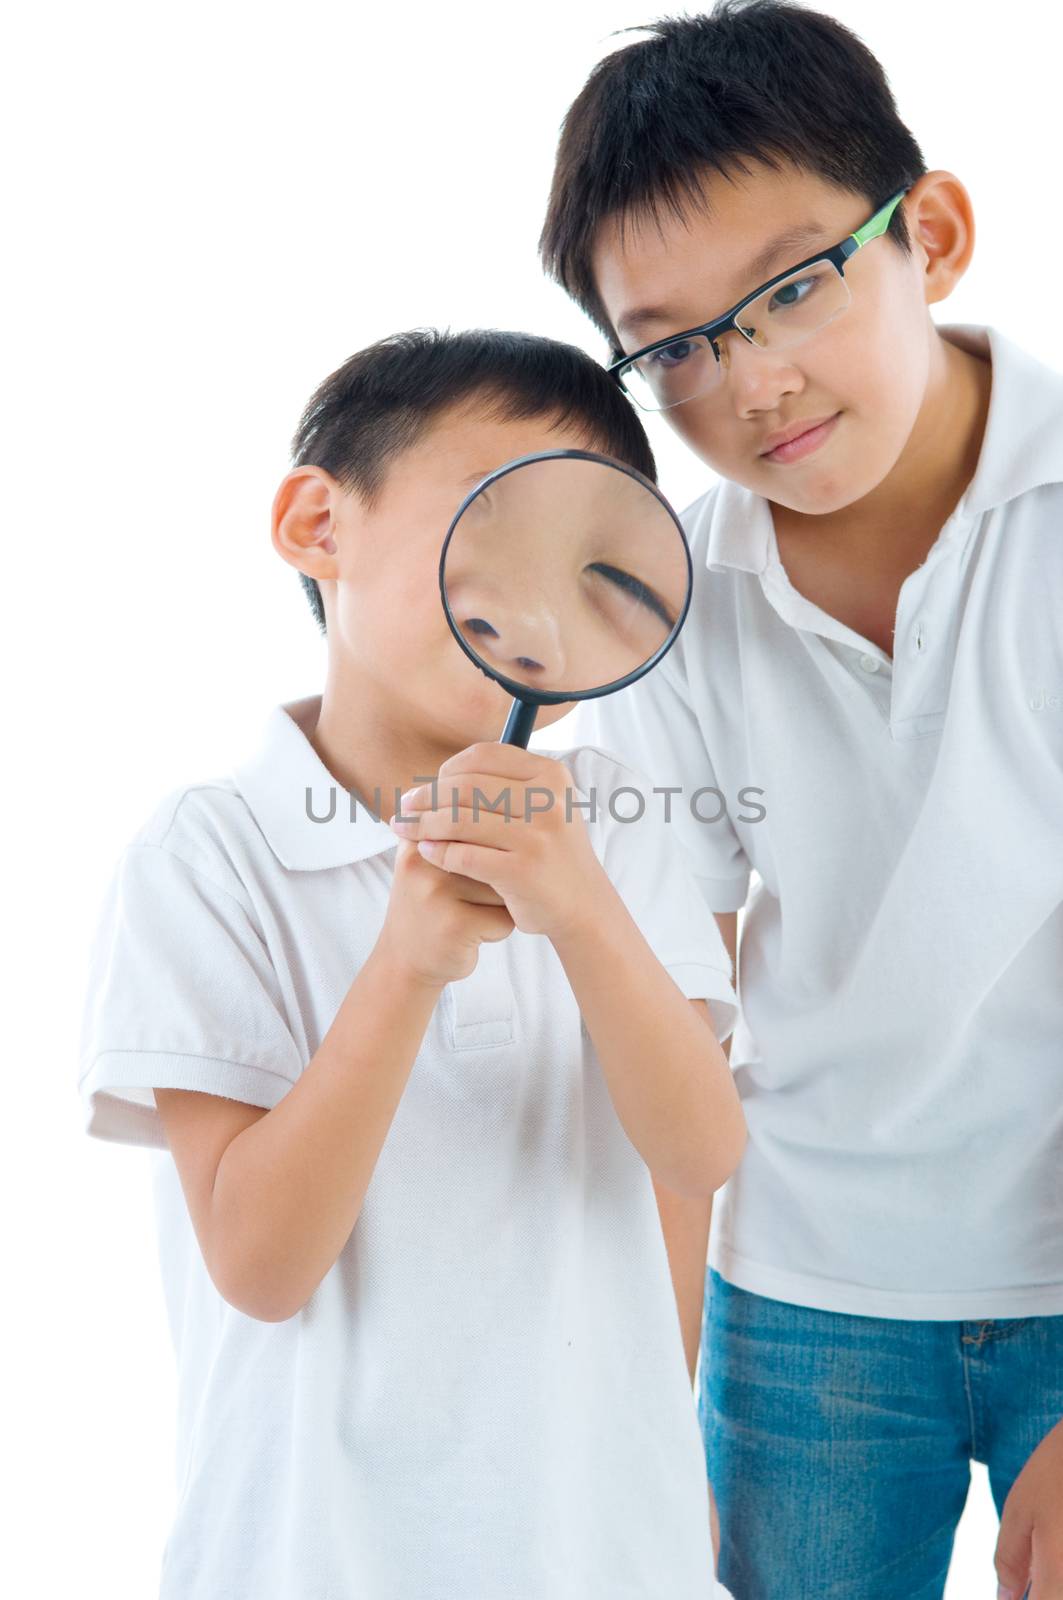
{"left": 77, "top": 328, "right": 746, "bottom": 1599}
{"left": 540, "top": 4, "right": 1063, "bottom": 1597}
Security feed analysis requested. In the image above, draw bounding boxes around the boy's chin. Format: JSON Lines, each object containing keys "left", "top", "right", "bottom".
{"left": 439, "top": 686, "right": 520, "bottom": 748}
{"left": 762, "top": 480, "right": 862, "bottom": 516}
{"left": 750, "top": 460, "right": 878, "bottom": 517}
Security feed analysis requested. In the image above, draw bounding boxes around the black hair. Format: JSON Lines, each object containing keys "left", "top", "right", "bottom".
{"left": 289, "top": 326, "right": 657, "bottom": 633}
{"left": 539, "top": 0, "right": 928, "bottom": 347}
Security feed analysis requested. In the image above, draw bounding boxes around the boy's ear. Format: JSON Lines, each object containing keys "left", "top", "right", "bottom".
{"left": 271, "top": 466, "right": 344, "bottom": 576}
{"left": 903, "top": 169, "right": 975, "bottom": 307}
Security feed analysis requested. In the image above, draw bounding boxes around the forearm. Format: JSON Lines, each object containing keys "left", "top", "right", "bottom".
{"left": 655, "top": 1024, "right": 733, "bottom": 1384}
{"left": 654, "top": 1182, "right": 713, "bottom": 1383}
{"left": 210, "top": 936, "right": 443, "bottom": 1321}
{"left": 551, "top": 887, "right": 745, "bottom": 1196}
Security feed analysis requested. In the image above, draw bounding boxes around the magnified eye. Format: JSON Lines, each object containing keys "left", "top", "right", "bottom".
{"left": 586, "top": 563, "right": 676, "bottom": 628}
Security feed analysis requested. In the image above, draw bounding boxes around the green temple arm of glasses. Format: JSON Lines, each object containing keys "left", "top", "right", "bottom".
{"left": 848, "top": 188, "right": 908, "bottom": 252}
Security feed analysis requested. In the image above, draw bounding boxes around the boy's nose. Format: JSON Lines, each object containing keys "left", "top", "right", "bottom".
{"left": 718, "top": 327, "right": 801, "bottom": 406}
{"left": 468, "top": 604, "right": 568, "bottom": 687}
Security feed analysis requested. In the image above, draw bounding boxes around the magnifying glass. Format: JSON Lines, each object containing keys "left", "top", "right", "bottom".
{"left": 439, "top": 448, "right": 693, "bottom": 747}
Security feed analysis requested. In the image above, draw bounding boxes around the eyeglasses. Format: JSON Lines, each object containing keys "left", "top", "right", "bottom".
{"left": 608, "top": 189, "right": 909, "bottom": 413}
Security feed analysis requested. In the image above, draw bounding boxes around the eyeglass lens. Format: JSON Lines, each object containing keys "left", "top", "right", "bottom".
{"left": 622, "top": 259, "right": 851, "bottom": 411}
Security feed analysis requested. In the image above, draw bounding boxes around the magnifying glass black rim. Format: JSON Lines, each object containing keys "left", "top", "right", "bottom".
{"left": 437, "top": 446, "right": 694, "bottom": 706}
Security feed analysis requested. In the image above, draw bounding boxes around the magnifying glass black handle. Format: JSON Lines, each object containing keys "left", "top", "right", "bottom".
{"left": 500, "top": 697, "right": 539, "bottom": 749}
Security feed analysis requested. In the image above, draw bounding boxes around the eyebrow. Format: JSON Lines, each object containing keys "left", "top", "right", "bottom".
{"left": 616, "top": 220, "right": 830, "bottom": 340}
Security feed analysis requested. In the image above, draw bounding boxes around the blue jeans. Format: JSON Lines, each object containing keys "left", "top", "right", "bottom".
{"left": 699, "top": 1267, "right": 1063, "bottom": 1600}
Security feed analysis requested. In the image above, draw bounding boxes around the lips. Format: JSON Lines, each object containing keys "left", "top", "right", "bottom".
{"left": 761, "top": 412, "right": 840, "bottom": 464}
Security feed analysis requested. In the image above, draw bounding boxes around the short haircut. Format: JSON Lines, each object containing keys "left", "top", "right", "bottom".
{"left": 289, "top": 327, "right": 657, "bottom": 633}
{"left": 539, "top": 0, "right": 928, "bottom": 348}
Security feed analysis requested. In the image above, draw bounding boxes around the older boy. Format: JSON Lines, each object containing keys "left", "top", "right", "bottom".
{"left": 540, "top": 5, "right": 1063, "bottom": 1597}
{"left": 78, "top": 328, "right": 745, "bottom": 1599}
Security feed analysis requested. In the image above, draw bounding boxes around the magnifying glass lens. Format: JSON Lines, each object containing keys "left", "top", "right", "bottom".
{"left": 441, "top": 453, "right": 690, "bottom": 701}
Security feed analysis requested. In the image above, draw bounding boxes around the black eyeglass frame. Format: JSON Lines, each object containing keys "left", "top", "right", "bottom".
{"left": 606, "top": 188, "right": 910, "bottom": 405}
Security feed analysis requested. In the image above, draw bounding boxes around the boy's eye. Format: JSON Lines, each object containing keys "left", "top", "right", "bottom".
{"left": 648, "top": 338, "right": 698, "bottom": 369}
{"left": 767, "top": 275, "right": 818, "bottom": 313}
{"left": 585, "top": 563, "right": 675, "bottom": 629}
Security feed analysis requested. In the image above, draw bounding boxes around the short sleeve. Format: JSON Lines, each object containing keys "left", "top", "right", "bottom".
{"left": 582, "top": 752, "right": 739, "bottom": 1046}
{"left": 565, "top": 658, "right": 752, "bottom": 914}
{"left": 78, "top": 844, "right": 304, "bottom": 1149}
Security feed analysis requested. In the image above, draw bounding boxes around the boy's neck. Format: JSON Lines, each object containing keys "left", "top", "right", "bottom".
{"left": 306, "top": 679, "right": 462, "bottom": 824}
{"left": 770, "top": 330, "right": 992, "bottom": 570}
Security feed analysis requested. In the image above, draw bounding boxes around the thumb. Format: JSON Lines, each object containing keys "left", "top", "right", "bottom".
{"left": 995, "top": 1497, "right": 1033, "bottom": 1600}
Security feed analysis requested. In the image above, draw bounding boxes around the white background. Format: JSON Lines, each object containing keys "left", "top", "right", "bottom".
{"left": 5, "top": 1, "right": 1058, "bottom": 1594}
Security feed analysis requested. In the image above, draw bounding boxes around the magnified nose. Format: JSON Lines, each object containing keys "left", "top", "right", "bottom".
{"left": 458, "top": 589, "right": 567, "bottom": 688}
{"left": 439, "top": 449, "right": 692, "bottom": 723}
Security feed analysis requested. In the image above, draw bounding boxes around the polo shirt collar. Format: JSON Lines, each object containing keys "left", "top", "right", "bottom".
{"left": 230, "top": 694, "right": 399, "bottom": 871}
{"left": 700, "top": 323, "right": 1063, "bottom": 574}
{"left": 949, "top": 323, "right": 1063, "bottom": 514}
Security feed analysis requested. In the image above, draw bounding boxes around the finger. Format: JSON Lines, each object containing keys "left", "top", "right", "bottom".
{"left": 1029, "top": 1523, "right": 1063, "bottom": 1598}
{"left": 416, "top": 838, "right": 516, "bottom": 889}
{"left": 393, "top": 778, "right": 532, "bottom": 821}
{"left": 402, "top": 840, "right": 506, "bottom": 903}
{"left": 996, "top": 1505, "right": 1034, "bottom": 1600}
{"left": 397, "top": 806, "right": 523, "bottom": 851}
{"left": 439, "top": 742, "right": 550, "bottom": 781}
{"left": 472, "top": 905, "right": 517, "bottom": 943}
{"left": 411, "top": 847, "right": 505, "bottom": 902}
{"left": 448, "top": 873, "right": 508, "bottom": 906}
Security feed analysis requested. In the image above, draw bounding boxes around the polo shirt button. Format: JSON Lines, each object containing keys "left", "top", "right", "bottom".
{"left": 859, "top": 654, "right": 880, "bottom": 673}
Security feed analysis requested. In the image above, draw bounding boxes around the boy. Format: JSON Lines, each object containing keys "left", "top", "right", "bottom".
{"left": 539, "top": 4, "right": 1063, "bottom": 1597}
{"left": 77, "top": 327, "right": 746, "bottom": 1600}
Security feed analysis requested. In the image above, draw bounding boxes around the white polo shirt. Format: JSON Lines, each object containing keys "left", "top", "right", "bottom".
{"left": 570, "top": 322, "right": 1063, "bottom": 1322}
{"left": 78, "top": 693, "right": 738, "bottom": 1600}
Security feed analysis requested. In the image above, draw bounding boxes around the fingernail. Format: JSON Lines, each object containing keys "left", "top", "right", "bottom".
{"left": 399, "top": 787, "right": 421, "bottom": 808}
{"left": 998, "top": 1586, "right": 1016, "bottom": 1599}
